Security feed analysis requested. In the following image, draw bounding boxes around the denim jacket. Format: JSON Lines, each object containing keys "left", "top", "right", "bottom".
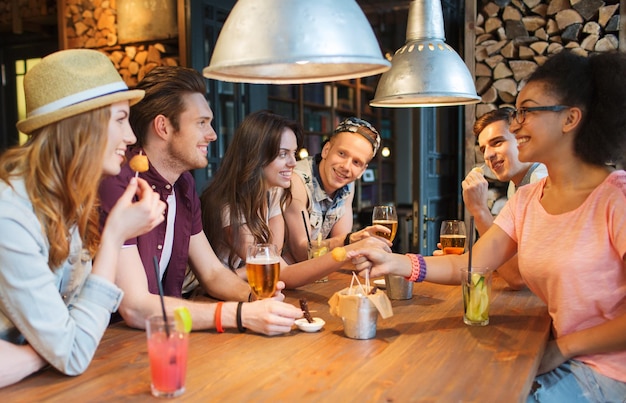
{"left": 294, "top": 156, "right": 353, "bottom": 240}
{"left": 0, "top": 178, "right": 123, "bottom": 375}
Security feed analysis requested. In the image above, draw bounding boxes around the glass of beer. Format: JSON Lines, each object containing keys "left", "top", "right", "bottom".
{"left": 372, "top": 205, "right": 398, "bottom": 242}
{"left": 440, "top": 220, "right": 466, "bottom": 255}
{"left": 246, "top": 244, "right": 280, "bottom": 299}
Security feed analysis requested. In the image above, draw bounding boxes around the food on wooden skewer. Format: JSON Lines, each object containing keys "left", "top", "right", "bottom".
{"left": 471, "top": 164, "right": 486, "bottom": 175}
{"left": 129, "top": 151, "right": 149, "bottom": 177}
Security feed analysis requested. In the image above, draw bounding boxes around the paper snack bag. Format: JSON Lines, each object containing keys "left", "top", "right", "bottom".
{"left": 328, "top": 286, "right": 393, "bottom": 320}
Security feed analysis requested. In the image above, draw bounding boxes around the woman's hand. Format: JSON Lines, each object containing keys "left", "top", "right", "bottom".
{"left": 240, "top": 299, "right": 303, "bottom": 336}
{"left": 248, "top": 281, "right": 287, "bottom": 302}
{"left": 270, "top": 281, "right": 287, "bottom": 302}
{"left": 346, "top": 248, "right": 411, "bottom": 278}
{"left": 104, "top": 177, "right": 166, "bottom": 244}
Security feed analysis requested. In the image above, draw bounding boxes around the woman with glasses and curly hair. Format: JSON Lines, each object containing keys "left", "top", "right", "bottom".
{"left": 349, "top": 50, "right": 626, "bottom": 401}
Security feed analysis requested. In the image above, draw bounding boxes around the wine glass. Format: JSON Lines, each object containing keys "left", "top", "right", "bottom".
{"left": 372, "top": 205, "right": 398, "bottom": 242}
{"left": 440, "top": 220, "right": 466, "bottom": 255}
{"left": 246, "top": 244, "right": 280, "bottom": 299}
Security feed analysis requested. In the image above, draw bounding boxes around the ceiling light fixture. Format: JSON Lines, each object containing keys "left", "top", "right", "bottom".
{"left": 203, "top": 0, "right": 391, "bottom": 84}
{"left": 370, "top": 0, "right": 481, "bottom": 107}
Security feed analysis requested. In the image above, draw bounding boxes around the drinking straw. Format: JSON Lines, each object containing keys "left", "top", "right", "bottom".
{"left": 301, "top": 211, "right": 311, "bottom": 243}
{"left": 351, "top": 271, "right": 367, "bottom": 295}
{"left": 349, "top": 272, "right": 356, "bottom": 295}
{"left": 467, "top": 217, "right": 475, "bottom": 282}
{"left": 153, "top": 256, "right": 170, "bottom": 337}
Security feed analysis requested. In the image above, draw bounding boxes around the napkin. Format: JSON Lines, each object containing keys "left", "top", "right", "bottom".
{"left": 328, "top": 286, "right": 393, "bottom": 321}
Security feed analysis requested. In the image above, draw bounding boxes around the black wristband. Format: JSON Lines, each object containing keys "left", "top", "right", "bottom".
{"left": 236, "top": 301, "right": 247, "bottom": 333}
{"left": 344, "top": 232, "right": 353, "bottom": 245}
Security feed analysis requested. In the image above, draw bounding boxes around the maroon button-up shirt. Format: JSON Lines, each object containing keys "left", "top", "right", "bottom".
{"left": 99, "top": 148, "right": 203, "bottom": 297}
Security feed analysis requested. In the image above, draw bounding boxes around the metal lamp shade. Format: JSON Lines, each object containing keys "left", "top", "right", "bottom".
{"left": 370, "top": 0, "right": 480, "bottom": 107}
{"left": 203, "top": 0, "right": 391, "bottom": 84}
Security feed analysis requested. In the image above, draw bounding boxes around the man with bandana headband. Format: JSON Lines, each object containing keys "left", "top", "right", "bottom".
{"left": 283, "top": 117, "right": 389, "bottom": 263}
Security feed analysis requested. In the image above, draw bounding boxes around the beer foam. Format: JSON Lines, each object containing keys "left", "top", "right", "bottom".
{"left": 246, "top": 256, "right": 280, "bottom": 264}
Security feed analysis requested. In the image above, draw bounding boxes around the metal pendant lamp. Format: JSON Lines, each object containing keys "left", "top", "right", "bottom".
{"left": 203, "top": 0, "right": 391, "bottom": 84}
{"left": 370, "top": 0, "right": 480, "bottom": 107}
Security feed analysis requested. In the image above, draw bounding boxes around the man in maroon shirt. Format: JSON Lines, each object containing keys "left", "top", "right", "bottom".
{"left": 99, "top": 66, "right": 302, "bottom": 335}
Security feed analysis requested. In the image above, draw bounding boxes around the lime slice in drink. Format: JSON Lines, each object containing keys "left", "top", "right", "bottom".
{"left": 471, "top": 273, "right": 483, "bottom": 286}
{"left": 314, "top": 247, "right": 329, "bottom": 257}
{"left": 174, "top": 306, "right": 192, "bottom": 333}
{"left": 467, "top": 274, "right": 489, "bottom": 321}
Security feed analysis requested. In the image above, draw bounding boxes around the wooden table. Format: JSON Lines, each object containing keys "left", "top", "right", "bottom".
{"left": 2, "top": 272, "right": 550, "bottom": 402}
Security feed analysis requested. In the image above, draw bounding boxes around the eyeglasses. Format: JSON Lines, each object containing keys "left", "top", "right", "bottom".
{"left": 504, "top": 105, "right": 570, "bottom": 125}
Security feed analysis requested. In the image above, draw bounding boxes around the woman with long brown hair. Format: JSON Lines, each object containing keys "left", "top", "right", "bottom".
{"left": 0, "top": 49, "right": 164, "bottom": 387}
{"left": 200, "top": 110, "right": 391, "bottom": 287}
{"left": 201, "top": 110, "right": 302, "bottom": 275}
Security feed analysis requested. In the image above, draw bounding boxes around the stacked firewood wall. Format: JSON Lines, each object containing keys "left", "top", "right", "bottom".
{"left": 474, "top": 0, "right": 620, "bottom": 118}
{"left": 63, "top": 0, "right": 178, "bottom": 87}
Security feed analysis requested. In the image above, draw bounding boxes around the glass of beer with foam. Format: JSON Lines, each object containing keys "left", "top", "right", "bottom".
{"left": 246, "top": 244, "right": 280, "bottom": 299}
{"left": 372, "top": 205, "right": 398, "bottom": 242}
{"left": 440, "top": 220, "right": 466, "bottom": 255}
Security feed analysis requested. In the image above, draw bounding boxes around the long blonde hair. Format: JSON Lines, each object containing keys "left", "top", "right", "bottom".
{"left": 0, "top": 106, "right": 110, "bottom": 268}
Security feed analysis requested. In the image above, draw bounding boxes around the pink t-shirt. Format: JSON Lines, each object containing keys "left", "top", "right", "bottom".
{"left": 495, "top": 170, "right": 626, "bottom": 382}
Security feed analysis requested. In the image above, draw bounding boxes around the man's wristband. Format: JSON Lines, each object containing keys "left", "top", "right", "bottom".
{"left": 344, "top": 232, "right": 353, "bottom": 245}
{"left": 236, "top": 302, "right": 247, "bottom": 333}
{"left": 215, "top": 301, "right": 224, "bottom": 333}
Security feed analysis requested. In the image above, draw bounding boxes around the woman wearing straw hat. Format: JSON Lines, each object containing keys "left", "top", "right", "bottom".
{"left": 0, "top": 49, "right": 165, "bottom": 387}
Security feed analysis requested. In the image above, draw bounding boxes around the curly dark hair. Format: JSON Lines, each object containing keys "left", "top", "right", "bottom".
{"left": 526, "top": 51, "right": 626, "bottom": 166}
{"left": 200, "top": 110, "right": 303, "bottom": 269}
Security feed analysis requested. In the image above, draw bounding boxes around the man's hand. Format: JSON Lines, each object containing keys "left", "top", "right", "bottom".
{"left": 240, "top": 299, "right": 303, "bottom": 336}
{"left": 347, "top": 225, "right": 392, "bottom": 243}
{"left": 461, "top": 170, "right": 489, "bottom": 217}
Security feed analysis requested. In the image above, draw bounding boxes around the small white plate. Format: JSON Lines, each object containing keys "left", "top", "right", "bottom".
{"left": 373, "top": 279, "right": 386, "bottom": 289}
{"left": 295, "top": 317, "right": 325, "bottom": 332}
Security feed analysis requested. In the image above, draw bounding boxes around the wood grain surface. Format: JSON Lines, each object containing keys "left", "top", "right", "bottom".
{"left": 2, "top": 271, "right": 550, "bottom": 402}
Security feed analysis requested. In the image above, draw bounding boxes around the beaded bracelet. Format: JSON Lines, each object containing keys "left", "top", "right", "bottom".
{"left": 405, "top": 253, "right": 427, "bottom": 282}
{"left": 215, "top": 301, "right": 224, "bottom": 333}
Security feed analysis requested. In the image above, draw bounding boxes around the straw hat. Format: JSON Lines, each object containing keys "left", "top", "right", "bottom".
{"left": 16, "top": 49, "right": 145, "bottom": 134}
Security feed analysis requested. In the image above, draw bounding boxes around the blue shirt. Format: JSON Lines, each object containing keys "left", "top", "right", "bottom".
{"left": 0, "top": 177, "right": 122, "bottom": 375}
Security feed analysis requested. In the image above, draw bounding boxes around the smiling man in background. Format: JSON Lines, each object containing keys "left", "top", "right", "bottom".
{"left": 461, "top": 108, "right": 547, "bottom": 288}
{"left": 283, "top": 117, "right": 387, "bottom": 263}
